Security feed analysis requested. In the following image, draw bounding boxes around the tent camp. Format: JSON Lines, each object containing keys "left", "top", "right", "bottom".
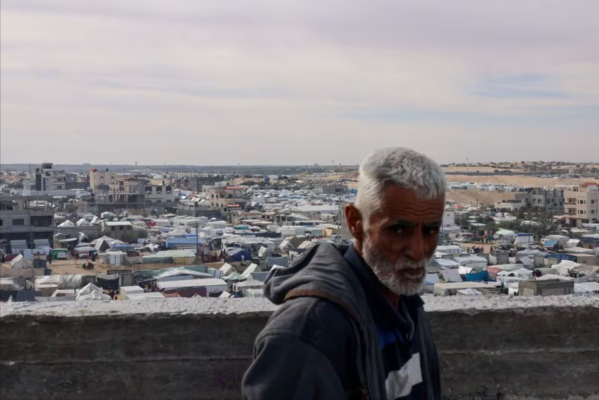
{"left": 143, "top": 250, "right": 196, "bottom": 265}
{"left": 154, "top": 269, "right": 213, "bottom": 282}
{"left": 10, "top": 255, "right": 32, "bottom": 269}
{"left": 92, "top": 236, "right": 116, "bottom": 246}
{"left": 455, "top": 256, "right": 488, "bottom": 269}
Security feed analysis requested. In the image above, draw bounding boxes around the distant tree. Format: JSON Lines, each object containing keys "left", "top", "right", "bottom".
{"left": 122, "top": 231, "right": 135, "bottom": 244}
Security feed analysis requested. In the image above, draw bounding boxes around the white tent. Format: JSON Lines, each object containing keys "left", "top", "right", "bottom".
{"left": 425, "top": 273, "right": 440, "bottom": 284}
{"left": 574, "top": 282, "right": 599, "bottom": 295}
{"left": 220, "top": 263, "right": 233, "bottom": 276}
{"left": 457, "top": 288, "right": 483, "bottom": 296}
{"left": 496, "top": 229, "right": 516, "bottom": 240}
{"left": 554, "top": 260, "right": 581, "bottom": 276}
{"left": 10, "top": 255, "right": 32, "bottom": 268}
{"left": 455, "top": 256, "right": 488, "bottom": 269}
{"left": 76, "top": 218, "right": 91, "bottom": 227}
{"left": 91, "top": 235, "right": 116, "bottom": 246}
{"left": 497, "top": 268, "right": 533, "bottom": 278}
{"left": 58, "top": 220, "right": 75, "bottom": 228}
{"left": 74, "top": 246, "right": 96, "bottom": 253}
{"left": 440, "top": 269, "right": 463, "bottom": 282}
{"left": 76, "top": 283, "right": 111, "bottom": 301}
{"left": 258, "top": 246, "right": 269, "bottom": 258}
{"left": 242, "top": 263, "right": 260, "bottom": 278}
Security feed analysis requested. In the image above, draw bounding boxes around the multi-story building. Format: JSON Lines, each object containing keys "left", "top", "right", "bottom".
{"left": 24, "top": 163, "right": 66, "bottom": 192}
{"left": 315, "top": 184, "right": 348, "bottom": 195}
{"left": 65, "top": 173, "right": 89, "bottom": 190}
{"left": 88, "top": 179, "right": 147, "bottom": 213}
{"left": 90, "top": 168, "right": 118, "bottom": 191}
{"left": 143, "top": 184, "right": 178, "bottom": 205}
{"left": 204, "top": 186, "right": 248, "bottom": 211}
{"left": 0, "top": 195, "right": 54, "bottom": 253}
{"left": 528, "top": 188, "right": 564, "bottom": 213}
{"left": 562, "top": 183, "right": 599, "bottom": 226}
{"left": 495, "top": 193, "right": 529, "bottom": 211}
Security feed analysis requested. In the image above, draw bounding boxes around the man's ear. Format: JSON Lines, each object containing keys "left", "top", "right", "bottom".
{"left": 345, "top": 203, "right": 364, "bottom": 240}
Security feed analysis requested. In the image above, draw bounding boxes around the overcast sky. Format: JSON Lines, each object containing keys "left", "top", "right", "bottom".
{"left": 1, "top": 0, "right": 598, "bottom": 165}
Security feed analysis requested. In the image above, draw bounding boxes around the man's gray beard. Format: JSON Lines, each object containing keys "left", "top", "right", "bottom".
{"left": 362, "top": 237, "right": 428, "bottom": 296}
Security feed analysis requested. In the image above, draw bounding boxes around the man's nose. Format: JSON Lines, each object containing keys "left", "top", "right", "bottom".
{"left": 405, "top": 232, "right": 427, "bottom": 262}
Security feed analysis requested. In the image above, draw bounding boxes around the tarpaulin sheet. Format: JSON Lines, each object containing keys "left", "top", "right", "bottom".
{"left": 465, "top": 271, "right": 489, "bottom": 282}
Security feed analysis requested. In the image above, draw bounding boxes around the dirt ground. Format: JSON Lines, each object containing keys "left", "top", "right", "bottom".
{"left": 443, "top": 166, "right": 525, "bottom": 173}
{"left": 446, "top": 174, "right": 590, "bottom": 187}
{"left": 1, "top": 259, "right": 225, "bottom": 276}
{"left": 459, "top": 243, "right": 494, "bottom": 254}
{"left": 446, "top": 189, "right": 516, "bottom": 207}
{"left": 311, "top": 169, "right": 595, "bottom": 189}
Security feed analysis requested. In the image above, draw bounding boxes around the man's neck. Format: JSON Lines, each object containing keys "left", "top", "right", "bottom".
{"left": 382, "top": 286, "right": 401, "bottom": 309}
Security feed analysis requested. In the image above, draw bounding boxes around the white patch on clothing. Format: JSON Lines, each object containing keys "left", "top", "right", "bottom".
{"left": 385, "top": 352, "right": 423, "bottom": 399}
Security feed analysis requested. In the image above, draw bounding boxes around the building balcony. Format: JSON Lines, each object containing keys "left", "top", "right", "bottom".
{"left": 1, "top": 296, "right": 597, "bottom": 400}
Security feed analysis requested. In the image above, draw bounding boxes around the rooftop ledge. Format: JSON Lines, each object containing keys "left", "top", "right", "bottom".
{"left": 1, "top": 294, "right": 597, "bottom": 318}
{"left": 1, "top": 296, "right": 598, "bottom": 400}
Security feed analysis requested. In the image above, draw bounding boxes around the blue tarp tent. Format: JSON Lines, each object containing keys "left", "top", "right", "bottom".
{"left": 547, "top": 252, "right": 577, "bottom": 262}
{"left": 465, "top": 271, "right": 489, "bottom": 282}
{"left": 226, "top": 248, "right": 252, "bottom": 262}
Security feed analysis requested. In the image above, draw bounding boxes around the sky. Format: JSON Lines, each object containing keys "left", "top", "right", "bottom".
{"left": 1, "top": 0, "right": 598, "bottom": 165}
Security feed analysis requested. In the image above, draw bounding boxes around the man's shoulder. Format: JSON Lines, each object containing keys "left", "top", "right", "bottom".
{"left": 260, "top": 296, "right": 356, "bottom": 353}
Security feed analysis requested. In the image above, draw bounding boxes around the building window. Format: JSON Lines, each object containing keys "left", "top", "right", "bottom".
{"left": 12, "top": 218, "right": 25, "bottom": 226}
{"left": 0, "top": 219, "right": 3, "bottom": 226}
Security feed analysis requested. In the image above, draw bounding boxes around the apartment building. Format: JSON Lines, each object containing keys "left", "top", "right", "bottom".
{"left": 529, "top": 188, "right": 564, "bottom": 213}
{"left": 204, "top": 186, "right": 247, "bottom": 211}
{"left": 495, "top": 193, "right": 529, "bottom": 211}
{"left": 90, "top": 168, "right": 118, "bottom": 191}
{"left": 143, "top": 184, "right": 177, "bottom": 205}
{"left": 563, "top": 184, "right": 599, "bottom": 226}
{"left": 0, "top": 196, "right": 54, "bottom": 253}
{"left": 24, "top": 163, "right": 66, "bottom": 192}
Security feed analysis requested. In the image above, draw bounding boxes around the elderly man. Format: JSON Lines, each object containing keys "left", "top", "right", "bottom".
{"left": 242, "top": 148, "right": 446, "bottom": 400}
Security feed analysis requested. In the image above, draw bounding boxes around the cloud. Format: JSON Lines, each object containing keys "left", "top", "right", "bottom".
{"left": 1, "top": 0, "right": 598, "bottom": 164}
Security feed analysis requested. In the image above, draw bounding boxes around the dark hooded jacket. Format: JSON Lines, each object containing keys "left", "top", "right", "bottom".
{"left": 242, "top": 243, "right": 440, "bottom": 400}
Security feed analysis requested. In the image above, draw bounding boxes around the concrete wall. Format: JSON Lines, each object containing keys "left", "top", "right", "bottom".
{"left": 1, "top": 296, "right": 598, "bottom": 400}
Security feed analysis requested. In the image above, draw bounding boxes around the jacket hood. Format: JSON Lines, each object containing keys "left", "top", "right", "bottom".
{"left": 264, "top": 242, "right": 369, "bottom": 326}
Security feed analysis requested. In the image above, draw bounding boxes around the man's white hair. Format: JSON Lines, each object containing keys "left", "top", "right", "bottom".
{"left": 355, "top": 147, "right": 447, "bottom": 218}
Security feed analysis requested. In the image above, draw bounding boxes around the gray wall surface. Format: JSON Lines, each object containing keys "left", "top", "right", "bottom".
{"left": 1, "top": 297, "right": 598, "bottom": 400}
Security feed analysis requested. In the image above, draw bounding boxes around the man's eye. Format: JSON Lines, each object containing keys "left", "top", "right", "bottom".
{"left": 426, "top": 228, "right": 440, "bottom": 235}
{"left": 388, "top": 226, "right": 403, "bottom": 234}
